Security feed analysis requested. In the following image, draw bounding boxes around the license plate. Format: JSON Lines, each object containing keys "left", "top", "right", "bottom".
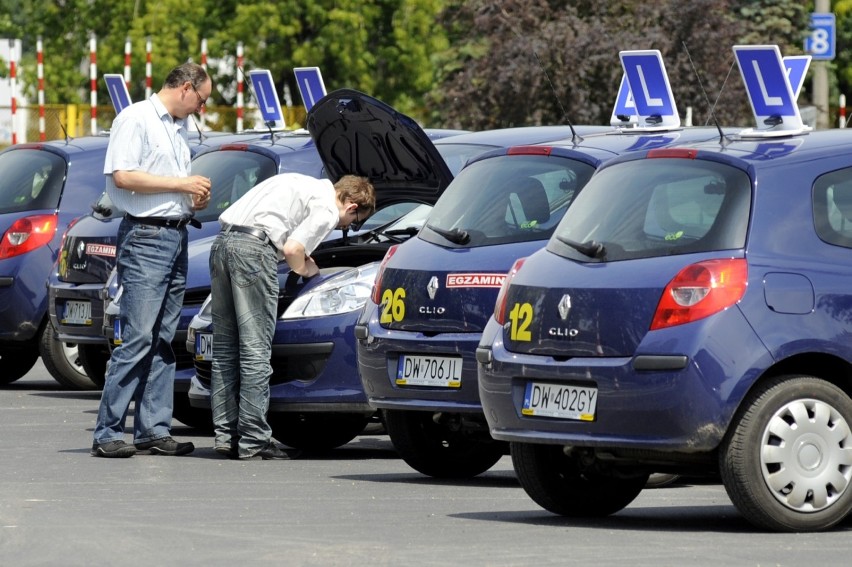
{"left": 61, "top": 300, "right": 92, "bottom": 325}
{"left": 396, "top": 355, "right": 461, "bottom": 388}
{"left": 195, "top": 333, "right": 213, "bottom": 361}
{"left": 522, "top": 382, "right": 597, "bottom": 421}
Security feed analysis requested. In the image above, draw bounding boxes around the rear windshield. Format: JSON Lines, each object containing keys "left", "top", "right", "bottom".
{"left": 421, "top": 154, "right": 595, "bottom": 248}
{"left": 0, "top": 149, "right": 66, "bottom": 214}
{"left": 547, "top": 158, "right": 751, "bottom": 262}
{"left": 190, "top": 151, "right": 278, "bottom": 223}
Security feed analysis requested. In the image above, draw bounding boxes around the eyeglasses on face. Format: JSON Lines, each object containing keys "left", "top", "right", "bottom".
{"left": 190, "top": 83, "right": 207, "bottom": 107}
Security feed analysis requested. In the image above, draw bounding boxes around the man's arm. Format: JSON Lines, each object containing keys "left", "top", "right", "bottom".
{"left": 112, "top": 170, "right": 211, "bottom": 201}
{"left": 283, "top": 238, "right": 319, "bottom": 278}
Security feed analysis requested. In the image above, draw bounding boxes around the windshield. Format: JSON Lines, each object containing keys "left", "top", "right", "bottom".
{"left": 422, "top": 154, "right": 595, "bottom": 248}
{"left": 435, "top": 143, "right": 496, "bottom": 176}
{"left": 0, "top": 150, "right": 66, "bottom": 214}
{"left": 190, "top": 151, "right": 279, "bottom": 223}
{"left": 547, "top": 158, "right": 751, "bottom": 262}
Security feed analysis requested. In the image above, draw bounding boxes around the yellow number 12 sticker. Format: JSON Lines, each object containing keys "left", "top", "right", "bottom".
{"left": 508, "top": 302, "right": 533, "bottom": 342}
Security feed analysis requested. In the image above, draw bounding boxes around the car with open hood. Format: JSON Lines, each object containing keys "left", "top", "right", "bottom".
{"left": 184, "top": 87, "right": 609, "bottom": 449}
{"left": 475, "top": 46, "right": 852, "bottom": 532}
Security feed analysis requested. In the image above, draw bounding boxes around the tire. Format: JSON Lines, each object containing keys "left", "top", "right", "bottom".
{"left": 77, "top": 343, "right": 109, "bottom": 389}
{"left": 0, "top": 345, "right": 39, "bottom": 385}
{"left": 384, "top": 409, "right": 506, "bottom": 479}
{"left": 268, "top": 412, "right": 370, "bottom": 452}
{"left": 172, "top": 391, "right": 213, "bottom": 431}
{"left": 38, "top": 324, "right": 98, "bottom": 390}
{"left": 719, "top": 375, "right": 852, "bottom": 532}
{"left": 511, "top": 442, "right": 648, "bottom": 517}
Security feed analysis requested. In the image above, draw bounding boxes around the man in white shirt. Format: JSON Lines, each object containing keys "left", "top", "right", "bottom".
{"left": 211, "top": 173, "right": 375, "bottom": 459}
{"left": 92, "top": 62, "right": 212, "bottom": 458}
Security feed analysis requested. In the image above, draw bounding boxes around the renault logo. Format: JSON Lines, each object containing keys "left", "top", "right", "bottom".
{"left": 427, "top": 276, "right": 439, "bottom": 300}
{"left": 77, "top": 240, "right": 85, "bottom": 259}
{"left": 558, "top": 294, "right": 571, "bottom": 321}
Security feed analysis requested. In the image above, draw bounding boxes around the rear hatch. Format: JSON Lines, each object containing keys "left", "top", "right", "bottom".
{"left": 501, "top": 153, "right": 753, "bottom": 356}
{"left": 0, "top": 146, "right": 67, "bottom": 245}
{"left": 376, "top": 149, "right": 598, "bottom": 334}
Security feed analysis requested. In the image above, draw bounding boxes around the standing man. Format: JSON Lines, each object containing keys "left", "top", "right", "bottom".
{"left": 210, "top": 173, "right": 375, "bottom": 459}
{"left": 91, "top": 63, "right": 213, "bottom": 458}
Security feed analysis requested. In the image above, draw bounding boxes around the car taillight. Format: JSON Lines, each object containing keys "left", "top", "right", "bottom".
{"left": 0, "top": 213, "right": 59, "bottom": 260}
{"left": 370, "top": 244, "right": 399, "bottom": 305}
{"left": 650, "top": 258, "right": 748, "bottom": 330}
{"left": 494, "top": 258, "right": 526, "bottom": 325}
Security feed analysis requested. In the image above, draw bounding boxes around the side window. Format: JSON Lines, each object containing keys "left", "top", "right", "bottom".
{"left": 814, "top": 168, "right": 852, "bottom": 248}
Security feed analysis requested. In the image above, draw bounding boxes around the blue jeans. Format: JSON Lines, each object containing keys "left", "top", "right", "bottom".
{"left": 209, "top": 231, "right": 278, "bottom": 457}
{"left": 93, "top": 218, "right": 187, "bottom": 445}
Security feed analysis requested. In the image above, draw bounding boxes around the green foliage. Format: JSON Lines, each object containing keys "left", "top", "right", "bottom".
{"left": 0, "top": 0, "right": 843, "bottom": 130}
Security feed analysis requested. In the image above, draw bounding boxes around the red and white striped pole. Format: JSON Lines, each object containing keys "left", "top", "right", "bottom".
{"left": 124, "top": 36, "right": 132, "bottom": 90}
{"left": 89, "top": 34, "right": 97, "bottom": 135}
{"left": 37, "top": 36, "right": 45, "bottom": 141}
{"left": 199, "top": 38, "right": 208, "bottom": 128}
{"left": 9, "top": 39, "right": 17, "bottom": 145}
{"left": 145, "top": 37, "right": 153, "bottom": 99}
{"left": 236, "top": 42, "right": 244, "bottom": 132}
{"left": 840, "top": 94, "right": 847, "bottom": 129}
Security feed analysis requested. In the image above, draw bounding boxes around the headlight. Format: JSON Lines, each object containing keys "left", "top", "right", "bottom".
{"left": 281, "top": 262, "right": 380, "bottom": 319}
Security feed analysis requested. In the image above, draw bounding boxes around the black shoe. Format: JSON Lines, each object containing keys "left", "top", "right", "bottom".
{"left": 135, "top": 437, "right": 195, "bottom": 456}
{"left": 91, "top": 440, "right": 136, "bottom": 458}
{"left": 214, "top": 446, "right": 238, "bottom": 460}
{"left": 241, "top": 442, "right": 298, "bottom": 460}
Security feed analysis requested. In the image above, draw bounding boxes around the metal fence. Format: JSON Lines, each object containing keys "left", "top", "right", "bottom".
{"left": 0, "top": 104, "right": 309, "bottom": 147}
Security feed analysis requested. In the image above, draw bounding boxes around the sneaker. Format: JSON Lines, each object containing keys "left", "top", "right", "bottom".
{"left": 240, "top": 442, "right": 299, "bottom": 460}
{"left": 91, "top": 440, "right": 137, "bottom": 458}
{"left": 135, "top": 437, "right": 195, "bottom": 456}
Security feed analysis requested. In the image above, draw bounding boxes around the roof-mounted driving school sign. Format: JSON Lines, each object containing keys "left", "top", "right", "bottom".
{"left": 783, "top": 55, "right": 812, "bottom": 100}
{"left": 610, "top": 74, "right": 638, "bottom": 127}
{"left": 293, "top": 67, "right": 327, "bottom": 112}
{"left": 248, "top": 69, "right": 286, "bottom": 130}
{"left": 733, "top": 45, "right": 809, "bottom": 137}
{"left": 618, "top": 50, "right": 680, "bottom": 131}
{"left": 103, "top": 74, "right": 132, "bottom": 114}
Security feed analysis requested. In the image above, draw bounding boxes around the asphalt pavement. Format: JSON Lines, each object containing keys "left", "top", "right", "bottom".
{"left": 3, "top": 361, "right": 852, "bottom": 566}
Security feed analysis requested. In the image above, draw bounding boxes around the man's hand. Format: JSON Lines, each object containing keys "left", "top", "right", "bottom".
{"left": 184, "top": 175, "right": 212, "bottom": 210}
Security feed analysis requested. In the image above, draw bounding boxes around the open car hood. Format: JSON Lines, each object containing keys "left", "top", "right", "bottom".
{"left": 307, "top": 89, "right": 454, "bottom": 207}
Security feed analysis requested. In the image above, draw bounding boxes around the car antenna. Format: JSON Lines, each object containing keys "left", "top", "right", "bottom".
{"left": 239, "top": 65, "right": 276, "bottom": 145}
{"left": 499, "top": 8, "right": 582, "bottom": 144}
{"left": 682, "top": 41, "right": 730, "bottom": 147}
{"left": 54, "top": 114, "right": 71, "bottom": 143}
{"left": 190, "top": 115, "right": 207, "bottom": 145}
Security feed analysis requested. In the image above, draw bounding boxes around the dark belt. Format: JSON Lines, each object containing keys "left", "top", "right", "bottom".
{"left": 125, "top": 214, "right": 201, "bottom": 229}
{"left": 224, "top": 224, "right": 276, "bottom": 248}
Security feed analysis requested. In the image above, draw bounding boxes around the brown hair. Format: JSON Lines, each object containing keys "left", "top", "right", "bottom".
{"left": 334, "top": 175, "right": 376, "bottom": 216}
{"left": 163, "top": 62, "right": 209, "bottom": 90}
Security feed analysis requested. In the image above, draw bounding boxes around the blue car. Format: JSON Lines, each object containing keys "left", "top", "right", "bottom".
{"left": 184, "top": 88, "right": 605, "bottom": 450}
{"left": 474, "top": 128, "right": 852, "bottom": 530}
{"left": 0, "top": 135, "right": 112, "bottom": 387}
{"left": 47, "top": 129, "right": 316, "bottom": 392}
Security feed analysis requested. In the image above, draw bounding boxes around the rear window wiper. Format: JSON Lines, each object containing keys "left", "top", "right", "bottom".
{"left": 556, "top": 234, "right": 605, "bottom": 259}
{"left": 426, "top": 224, "right": 470, "bottom": 245}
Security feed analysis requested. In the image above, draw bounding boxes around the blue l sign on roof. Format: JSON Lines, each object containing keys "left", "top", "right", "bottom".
{"left": 248, "top": 69, "right": 285, "bottom": 127}
{"left": 619, "top": 50, "right": 679, "bottom": 129}
{"left": 293, "top": 67, "right": 327, "bottom": 111}
{"left": 783, "top": 55, "right": 811, "bottom": 100}
{"left": 733, "top": 45, "right": 806, "bottom": 135}
{"left": 104, "top": 74, "right": 131, "bottom": 114}
{"left": 610, "top": 74, "right": 637, "bottom": 126}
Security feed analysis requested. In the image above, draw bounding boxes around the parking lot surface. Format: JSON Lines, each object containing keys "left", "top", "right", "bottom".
{"left": 3, "top": 362, "right": 852, "bottom": 566}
